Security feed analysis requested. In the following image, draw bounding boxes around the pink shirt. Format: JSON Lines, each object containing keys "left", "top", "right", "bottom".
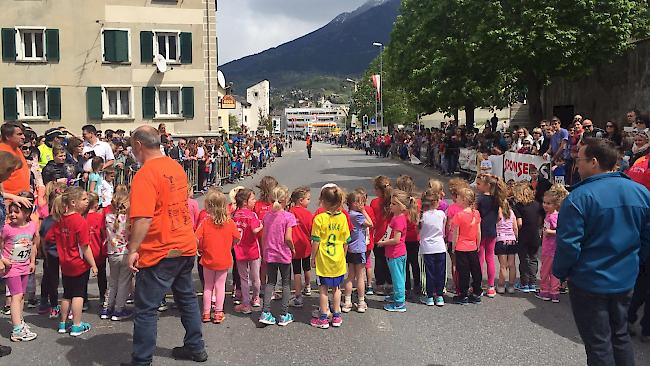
{"left": 233, "top": 208, "right": 262, "bottom": 261}
{"left": 262, "top": 210, "right": 297, "bottom": 264}
{"left": 2, "top": 221, "right": 37, "bottom": 278}
{"left": 384, "top": 214, "right": 407, "bottom": 259}
{"left": 445, "top": 202, "right": 463, "bottom": 240}
{"left": 542, "top": 211, "right": 558, "bottom": 257}
{"left": 495, "top": 210, "right": 517, "bottom": 242}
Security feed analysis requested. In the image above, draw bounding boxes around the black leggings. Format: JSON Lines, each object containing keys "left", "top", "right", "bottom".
{"left": 405, "top": 241, "right": 421, "bottom": 292}
{"left": 455, "top": 250, "right": 482, "bottom": 297}
{"left": 41, "top": 252, "right": 60, "bottom": 308}
{"left": 84, "top": 261, "right": 107, "bottom": 303}
{"left": 373, "top": 246, "right": 392, "bottom": 286}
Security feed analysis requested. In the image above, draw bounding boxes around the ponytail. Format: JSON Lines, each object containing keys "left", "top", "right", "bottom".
{"left": 50, "top": 195, "right": 66, "bottom": 221}
{"left": 271, "top": 185, "right": 289, "bottom": 212}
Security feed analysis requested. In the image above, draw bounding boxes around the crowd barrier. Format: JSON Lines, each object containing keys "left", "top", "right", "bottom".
{"left": 457, "top": 148, "right": 554, "bottom": 183}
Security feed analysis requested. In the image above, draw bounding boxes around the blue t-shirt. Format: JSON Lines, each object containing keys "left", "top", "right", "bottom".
{"left": 348, "top": 210, "right": 367, "bottom": 253}
{"left": 550, "top": 129, "right": 569, "bottom": 159}
{"left": 89, "top": 172, "right": 102, "bottom": 197}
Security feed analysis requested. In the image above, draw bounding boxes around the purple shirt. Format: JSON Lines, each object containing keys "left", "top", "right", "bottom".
{"left": 2, "top": 222, "right": 37, "bottom": 278}
{"left": 262, "top": 210, "right": 297, "bottom": 264}
{"left": 384, "top": 214, "right": 407, "bottom": 259}
{"left": 348, "top": 210, "right": 367, "bottom": 253}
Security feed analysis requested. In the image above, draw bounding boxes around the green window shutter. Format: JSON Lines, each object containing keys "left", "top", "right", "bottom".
{"left": 45, "top": 29, "right": 59, "bottom": 62}
{"left": 182, "top": 87, "right": 194, "bottom": 118}
{"left": 1, "top": 28, "right": 16, "bottom": 61}
{"left": 2, "top": 87, "right": 17, "bottom": 121}
{"left": 47, "top": 87, "right": 61, "bottom": 120}
{"left": 142, "top": 87, "right": 155, "bottom": 119}
{"left": 86, "top": 87, "right": 102, "bottom": 120}
{"left": 140, "top": 31, "right": 153, "bottom": 63}
{"left": 104, "top": 30, "right": 129, "bottom": 62}
{"left": 103, "top": 30, "right": 116, "bottom": 62}
{"left": 180, "top": 32, "right": 192, "bottom": 64}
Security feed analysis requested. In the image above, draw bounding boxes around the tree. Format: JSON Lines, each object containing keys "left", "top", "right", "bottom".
{"left": 228, "top": 114, "right": 241, "bottom": 133}
{"left": 257, "top": 107, "right": 273, "bottom": 133}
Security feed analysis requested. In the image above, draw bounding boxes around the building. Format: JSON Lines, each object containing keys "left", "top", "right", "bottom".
{"left": 284, "top": 100, "right": 347, "bottom": 135}
{"left": 0, "top": 0, "right": 222, "bottom": 136}
{"left": 218, "top": 79, "right": 270, "bottom": 133}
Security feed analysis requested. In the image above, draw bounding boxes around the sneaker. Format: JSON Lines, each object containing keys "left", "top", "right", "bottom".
{"left": 111, "top": 309, "right": 133, "bottom": 321}
{"left": 251, "top": 296, "right": 261, "bottom": 308}
{"left": 486, "top": 287, "right": 497, "bottom": 298}
{"left": 288, "top": 296, "right": 304, "bottom": 308}
{"left": 496, "top": 286, "right": 506, "bottom": 294}
{"left": 453, "top": 295, "right": 469, "bottom": 305}
{"left": 38, "top": 304, "right": 51, "bottom": 315}
{"left": 551, "top": 294, "right": 560, "bottom": 303}
{"left": 100, "top": 307, "right": 112, "bottom": 320}
{"left": 356, "top": 301, "right": 368, "bottom": 313}
{"left": 2, "top": 305, "right": 10, "bottom": 315}
{"left": 310, "top": 314, "right": 330, "bottom": 329}
{"left": 435, "top": 296, "right": 445, "bottom": 307}
{"left": 58, "top": 321, "right": 71, "bottom": 334}
{"left": 528, "top": 284, "right": 538, "bottom": 293}
{"left": 535, "top": 292, "right": 551, "bottom": 301}
{"left": 420, "top": 297, "right": 435, "bottom": 306}
{"left": 341, "top": 302, "right": 353, "bottom": 313}
{"left": 365, "top": 287, "right": 375, "bottom": 296}
{"left": 302, "top": 285, "right": 312, "bottom": 297}
{"left": 271, "top": 292, "right": 280, "bottom": 301}
{"left": 49, "top": 305, "right": 61, "bottom": 319}
{"left": 125, "top": 297, "right": 134, "bottom": 305}
{"left": 233, "top": 290, "right": 242, "bottom": 305}
{"left": 233, "top": 304, "right": 252, "bottom": 314}
{"left": 514, "top": 283, "right": 529, "bottom": 292}
{"left": 383, "top": 295, "right": 395, "bottom": 303}
{"left": 468, "top": 294, "right": 482, "bottom": 304}
{"left": 10, "top": 325, "right": 37, "bottom": 342}
{"left": 277, "top": 313, "right": 294, "bottom": 326}
{"left": 202, "top": 313, "right": 210, "bottom": 323}
{"left": 27, "top": 299, "right": 38, "bottom": 309}
{"left": 157, "top": 301, "right": 169, "bottom": 312}
{"left": 384, "top": 302, "right": 407, "bottom": 312}
{"left": 311, "top": 308, "right": 332, "bottom": 319}
{"left": 258, "top": 311, "right": 276, "bottom": 325}
{"left": 331, "top": 313, "right": 343, "bottom": 327}
{"left": 506, "top": 285, "right": 515, "bottom": 295}
{"left": 171, "top": 345, "right": 208, "bottom": 362}
{"left": 69, "top": 322, "right": 91, "bottom": 337}
{"left": 213, "top": 311, "right": 225, "bottom": 324}
{"left": 559, "top": 286, "right": 568, "bottom": 294}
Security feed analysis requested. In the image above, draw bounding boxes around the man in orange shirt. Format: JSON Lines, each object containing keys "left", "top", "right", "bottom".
{"left": 125, "top": 126, "right": 206, "bottom": 365}
{"left": 306, "top": 133, "right": 313, "bottom": 160}
{"left": 0, "top": 123, "right": 31, "bottom": 207}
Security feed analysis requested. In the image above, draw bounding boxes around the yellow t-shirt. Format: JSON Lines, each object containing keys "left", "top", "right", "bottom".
{"left": 311, "top": 211, "right": 350, "bottom": 278}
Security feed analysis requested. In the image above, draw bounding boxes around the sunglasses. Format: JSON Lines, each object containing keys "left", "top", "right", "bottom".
{"left": 21, "top": 146, "right": 31, "bottom": 151}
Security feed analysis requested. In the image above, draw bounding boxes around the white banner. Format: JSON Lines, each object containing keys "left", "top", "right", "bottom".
{"left": 458, "top": 148, "right": 477, "bottom": 172}
{"left": 503, "top": 152, "right": 551, "bottom": 183}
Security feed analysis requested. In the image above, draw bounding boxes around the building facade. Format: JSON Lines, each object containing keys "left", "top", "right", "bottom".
{"left": 0, "top": 0, "right": 222, "bottom": 135}
{"left": 284, "top": 101, "right": 346, "bottom": 135}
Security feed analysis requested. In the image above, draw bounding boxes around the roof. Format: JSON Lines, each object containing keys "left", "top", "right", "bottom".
{"left": 233, "top": 95, "right": 252, "bottom": 107}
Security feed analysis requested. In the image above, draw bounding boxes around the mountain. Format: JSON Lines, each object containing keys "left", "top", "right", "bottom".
{"left": 219, "top": 0, "right": 400, "bottom": 96}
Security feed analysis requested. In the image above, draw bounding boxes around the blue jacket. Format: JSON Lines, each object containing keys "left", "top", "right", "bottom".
{"left": 553, "top": 172, "right": 650, "bottom": 294}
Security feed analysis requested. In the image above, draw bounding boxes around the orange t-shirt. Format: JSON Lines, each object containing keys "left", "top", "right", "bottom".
{"left": 129, "top": 156, "right": 197, "bottom": 268}
{"left": 451, "top": 209, "right": 481, "bottom": 252}
{"left": 196, "top": 217, "right": 241, "bottom": 271}
{"left": 0, "top": 142, "right": 29, "bottom": 195}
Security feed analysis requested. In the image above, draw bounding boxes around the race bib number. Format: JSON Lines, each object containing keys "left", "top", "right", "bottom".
{"left": 11, "top": 244, "right": 31, "bottom": 263}
{"left": 554, "top": 175, "right": 565, "bottom": 185}
{"left": 381, "top": 227, "right": 393, "bottom": 242}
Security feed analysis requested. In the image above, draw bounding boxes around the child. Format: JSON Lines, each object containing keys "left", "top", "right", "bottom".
{"left": 102, "top": 188, "right": 133, "bottom": 321}
{"left": 342, "top": 190, "right": 373, "bottom": 313}
{"left": 196, "top": 188, "right": 241, "bottom": 324}
{"left": 99, "top": 166, "right": 115, "bottom": 208}
{"left": 396, "top": 175, "right": 422, "bottom": 298}
{"left": 232, "top": 188, "right": 263, "bottom": 314}
{"left": 46, "top": 186, "right": 98, "bottom": 337}
{"left": 227, "top": 186, "right": 244, "bottom": 304}
{"left": 451, "top": 188, "right": 482, "bottom": 305}
{"left": 475, "top": 173, "right": 504, "bottom": 298}
{"left": 494, "top": 194, "right": 519, "bottom": 294}
{"left": 1, "top": 192, "right": 39, "bottom": 341}
{"left": 39, "top": 182, "right": 66, "bottom": 319}
{"left": 445, "top": 178, "right": 470, "bottom": 294}
{"left": 512, "top": 183, "right": 543, "bottom": 293}
{"left": 355, "top": 188, "right": 376, "bottom": 296}
{"left": 255, "top": 176, "right": 278, "bottom": 291}
{"left": 537, "top": 184, "right": 569, "bottom": 303}
{"left": 88, "top": 156, "right": 104, "bottom": 202}
{"left": 259, "top": 185, "right": 297, "bottom": 326}
{"left": 288, "top": 186, "right": 313, "bottom": 308}
{"left": 427, "top": 179, "right": 449, "bottom": 212}
{"left": 377, "top": 189, "right": 417, "bottom": 312}
{"left": 310, "top": 185, "right": 350, "bottom": 329}
{"left": 419, "top": 189, "right": 447, "bottom": 306}
{"left": 370, "top": 176, "right": 393, "bottom": 295}
{"left": 85, "top": 192, "right": 107, "bottom": 312}
{"left": 42, "top": 144, "right": 74, "bottom": 185}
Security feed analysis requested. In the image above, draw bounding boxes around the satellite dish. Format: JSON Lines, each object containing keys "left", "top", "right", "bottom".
{"left": 154, "top": 54, "right": 167, "bottom": 73}
{"left": 218, "top": 71, "right": 226, "bottom": 89}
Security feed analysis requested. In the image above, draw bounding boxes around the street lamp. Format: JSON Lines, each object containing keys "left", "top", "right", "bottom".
{"left": 373, "top": 42, "right": 384, "bottom": 133}
{"left": 345, "top": 78, "right": 358, "bottom": 132}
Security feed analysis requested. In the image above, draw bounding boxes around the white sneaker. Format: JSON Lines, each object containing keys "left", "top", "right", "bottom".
{"left": 341, "top": 302, "right": 353, "bottom": 313}
{"left": 356, "top": 301, "right": 368, "bottom": 313}
{"left": 11, "top": 325, "right": 37, "bottom": 342}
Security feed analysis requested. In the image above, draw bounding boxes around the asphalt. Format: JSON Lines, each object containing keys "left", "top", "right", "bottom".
{"left": 2, "top": 142, "right": 649, "bottom": 365}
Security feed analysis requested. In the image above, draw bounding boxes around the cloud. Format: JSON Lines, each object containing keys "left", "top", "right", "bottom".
{"left": 218, "top": 0, "right": 367, "bottom": 65}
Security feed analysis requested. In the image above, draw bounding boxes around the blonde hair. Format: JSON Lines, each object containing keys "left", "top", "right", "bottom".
{"left": 45, "top": 181, "right": 66, "bottom": 209}
{"left": 448, "top": 178, "right": 469, "bottom": 197}
{"left": 392, "top": 189, "right": 418, "bottom": 224}
{"left": 110, "top": 188, "right": 130, "bottom": 232}
{"left": 229, "top": 186, "right": 245, "bottom": 203}
{"left": 421, "top": 189, "right": 441, "bottom": 212}
{"left": 544, "top": 184, "right": 569, "bottom": 208}
{"left": 271, "top": 185, "right": 289, "bottom": 211}
{"left": 320, "top": 185, "right": 345, "bottom": 212}
{"left": 87, "top": 191, "right": 99, "bottom": 212}
{"left": 428, "top": 179, "right": 444, "bottom": 194}
{"left": 289, "top": 186, "right": 310, "bottom": 207}
{"left": 373, "top": 175, "right": 392, "bottom": 216}
{"left": 512, "top": 182, "right": 535, "bottom": 205}
{"left": 257, "top": 176, "right": 278, "bottom": 202}
{"left": 51, "top": 186, "right": 86, "bottom": 221}
{"left": 205, "top": 188, "right": 228, "bottom": 225}
{"left": 457, "top": 187, "right": 476, "bottom": 208}
{"left": 396, "top": 175, "right": 416, "bottom": 196}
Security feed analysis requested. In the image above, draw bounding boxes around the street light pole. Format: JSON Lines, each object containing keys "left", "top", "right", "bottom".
{"left": 346, "top": 78, "right": 358, "bottom": 132}
{"left": 373, "top": 42, "right": 384, "bottom": 133}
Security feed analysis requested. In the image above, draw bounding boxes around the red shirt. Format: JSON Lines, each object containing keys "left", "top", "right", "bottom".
{"left": 289, "top": 206, "right": 313, "bottom": 259}
{"left": 254, "top": 201, "right": 273, "bottom": 222}
{"left": 365, "top": 205, "right": 376, "bottom": 251}
{"left": 370, "top": 197, "right": 392, "bottom": 244}
{"left": 86, "top": 211, "right": 106, "bottom": 262}
{"left": 405, "top": 199, "right": 422, "bottom": 242}
{"left": 46, "top": 212, "right": 91, "bottom": 277}
{"left": 627, "top": 154, "right": 650, "bottom": 191}
{"left": 196, "top": 218, "right": 241, "bottom": 271}
{"left": 232, "top": 208, "right": 261, "bottom": 261}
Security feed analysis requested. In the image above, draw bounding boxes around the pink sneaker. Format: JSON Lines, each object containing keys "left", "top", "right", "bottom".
{"left": 234, "top": 304, "right": 252, "bottom": 314}
{"left": 486, "top": 288, "right": 497, "bottom": 298}
{"left": 251, "top": 296, "right": 261, "bottom": 308}
{"left": 331, "top": 314, "right": 343, "bottom": 327}
{"left": 310, "top": 316, "right": 330, "bottom": 329}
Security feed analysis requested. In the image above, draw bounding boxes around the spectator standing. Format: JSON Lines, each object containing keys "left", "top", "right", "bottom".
{"left": 0, "top": 123, "right": 32, "bottom": 205}
{"left": 549, "top": 117, "right": 569, "bottom": 162}
{"left": 82, "top": 125, "right": 115, "bottom": 171}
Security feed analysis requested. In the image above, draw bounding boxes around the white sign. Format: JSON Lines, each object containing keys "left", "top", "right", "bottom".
{"left": 459, "top": 148, "right": 477, "bottom": 172}
{"left": 503, "top": 152, "right": 551, "bottom": 183}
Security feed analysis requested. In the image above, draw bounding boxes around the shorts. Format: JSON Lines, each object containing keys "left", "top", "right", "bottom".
{"left": 317, "top": 275, "right": 344, "bottom": 288}
{"left": 5, "top": 274, "right": 28, "bottom": 296}
{"left": 346, "top": 252, "right": 366, "bottom": 264}
{"left": 495, "top": 240, "right": 519, "bottom": 255}
{"left": 62, "top": 271, "right": 90, "bottom": 299}
{"left": 292, "top": 257, "right": 311, "bottom": 275}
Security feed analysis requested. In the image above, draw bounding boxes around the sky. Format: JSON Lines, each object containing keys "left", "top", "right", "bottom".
{"left": 217, "top": 0, "right": 368, "bottom": 65}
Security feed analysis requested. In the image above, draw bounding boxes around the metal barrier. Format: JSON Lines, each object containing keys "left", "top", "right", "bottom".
{"left": 184, "top": 160, "right": 199, "bottom": 192}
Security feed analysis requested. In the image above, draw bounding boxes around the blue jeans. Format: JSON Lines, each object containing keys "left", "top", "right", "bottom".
{"left": 131, "top": 256, "right": 205, "bottom": 366}
{"left": 422, "top": 253, "right": 446, "bottom": 298}
{"left": 387, "top": 255, "right": 407, "bottom": 304}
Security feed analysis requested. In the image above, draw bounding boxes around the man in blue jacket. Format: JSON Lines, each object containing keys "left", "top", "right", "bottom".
{"left": 554, "top": 138, "right": 650, "bottom": 366}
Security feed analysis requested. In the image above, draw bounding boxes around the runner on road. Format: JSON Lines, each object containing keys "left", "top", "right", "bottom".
{"left": 306, "top": 134, "right": 313, "bottom": 160}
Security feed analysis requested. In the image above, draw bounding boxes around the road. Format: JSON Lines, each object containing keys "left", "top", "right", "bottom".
{"left": 3, "top": 142, "right": 649, "bottom": 365}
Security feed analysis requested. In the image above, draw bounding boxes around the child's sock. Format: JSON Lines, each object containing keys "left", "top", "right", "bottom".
{"left": 344, "top": 295, "right": 352, "bottom": 304}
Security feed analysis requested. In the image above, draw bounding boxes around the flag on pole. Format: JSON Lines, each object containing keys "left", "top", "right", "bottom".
{"left": 371, "top": 74, "right": 381, "bottom": 101}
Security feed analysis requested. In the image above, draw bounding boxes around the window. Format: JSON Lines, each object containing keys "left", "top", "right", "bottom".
{"left": 156, "top": 86, "right": 181, "bottom": 118}
{"left": 154, "top": 31, "right": 179, "bottom": 62}
{"left": 18, "top": 86, "right": 47, "bottom": 119}
{"left": 17, "top": 28, "right": 45, "bottom": 61}
{"left": 102, "top": 86, "right": 133, "bottom": 119}
{"left": 102, "top": 28, "right": 131, "bottom": 63}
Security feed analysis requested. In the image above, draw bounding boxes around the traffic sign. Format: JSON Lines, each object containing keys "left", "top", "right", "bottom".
{"left": 370, "top": 118, "right": 376, "bottom": 125}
